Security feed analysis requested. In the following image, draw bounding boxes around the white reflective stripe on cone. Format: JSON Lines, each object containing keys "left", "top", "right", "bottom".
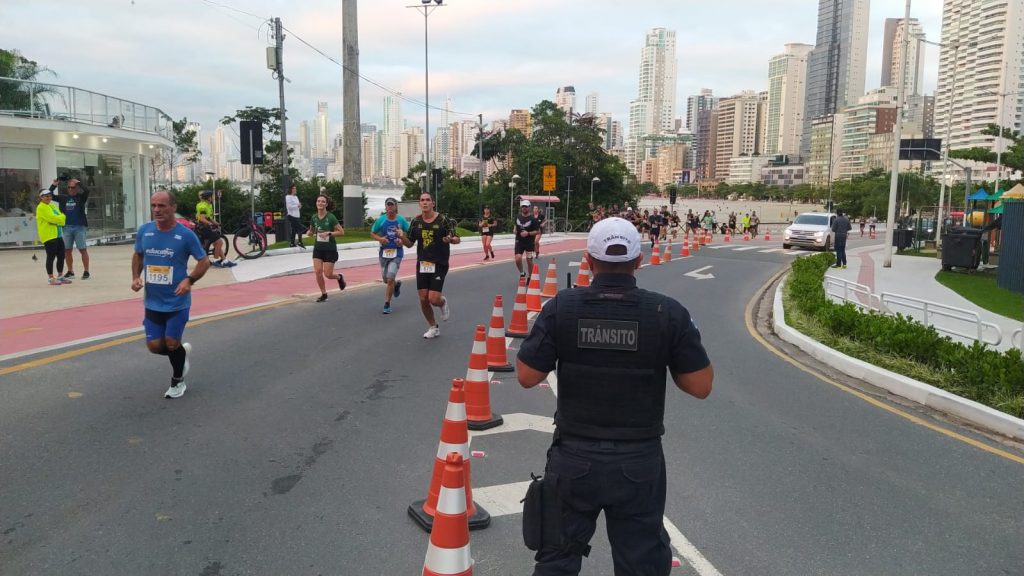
{"left": 491, "top": 306, "right": 502, "bottom": 317}
{"left": 444, "top": 402, "right": 467, "bottom": 422}
{"left": 436, "top": 441, "right": 470, "bottom": 460}
{"left": 487, "top": 326, "right": 504, "bottom": 338}
{"left": 465, "top": 368, "right": 489, "bottom": 382}
{"left": 424, "top": 543, "right": 473, "bottom": 574}
{"left": 436, "top": 485, "right": 467, "bottom": 515}
{"left": 472, "top": 341, "right": 486, "bottom": 354}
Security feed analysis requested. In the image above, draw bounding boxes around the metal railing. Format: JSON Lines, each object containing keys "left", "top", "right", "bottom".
{"left": 0, "top": 77, "right": 174, "bottom": 139}
{"left": 824, "top": 275, "right": 1008, "bottom": 349}
{"left": 824, "top": 275, "right": 881, "bottom": 311}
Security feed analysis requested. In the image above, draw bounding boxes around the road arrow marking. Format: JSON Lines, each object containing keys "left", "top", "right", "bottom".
{"left": 684, "top": 266, "right": 715, "bottom": 280}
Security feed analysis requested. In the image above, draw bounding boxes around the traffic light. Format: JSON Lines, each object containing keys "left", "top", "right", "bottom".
{"left": 432, "top": 168, "right": 443, "bottom": 192}
{"left": 669, "top": 188, "right": 677, "bottom": 205}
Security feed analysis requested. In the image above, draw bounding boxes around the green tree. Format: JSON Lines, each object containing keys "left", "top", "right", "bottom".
{"left": 0, "top": 49, "right": 58, "bottom": 113}
{"left": 950, "top": 123, "right": 1024, "bottom": 177}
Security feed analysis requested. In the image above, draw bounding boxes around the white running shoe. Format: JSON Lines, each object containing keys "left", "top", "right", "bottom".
{"left": 164, "top": 381, "right": 187, "bottom": 399}
{"left": 439, "top": 298, "right": 451, "bottom": 322}
{"left": 423, "top": 325, "right": 441, "bottom": 339}
{"left": 182, "top": 342, "right": 192, "bottom": 379}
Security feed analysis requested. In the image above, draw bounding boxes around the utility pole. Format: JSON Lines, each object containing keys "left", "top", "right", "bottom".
{"left": 274, "top": 17, "right": 289, "bottom": 204}
{"left": 478, "top": 113, "right": 484, "bottom": 215}
{"left": 342, "top": 0, "right": 363, "bottom": 228}
{"left": 880, "top": 0, "right": 913, "bottom": 268}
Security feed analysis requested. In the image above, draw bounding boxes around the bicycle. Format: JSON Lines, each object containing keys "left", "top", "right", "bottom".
{"left": 232, "top": 214, "right": 268, "bottom": 260}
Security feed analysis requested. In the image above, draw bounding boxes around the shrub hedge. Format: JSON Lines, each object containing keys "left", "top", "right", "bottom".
{"left": 785, "top": 253, "right": 1024, "bottom": 418}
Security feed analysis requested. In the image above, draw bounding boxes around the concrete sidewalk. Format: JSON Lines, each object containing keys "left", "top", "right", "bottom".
{"left": 823, "top": 244, "right": 1022, "bottom": 352}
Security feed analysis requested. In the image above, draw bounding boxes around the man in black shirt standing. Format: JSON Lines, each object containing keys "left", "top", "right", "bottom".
{"left": 514, "top": 199, "right": 541, "bottom": 279}
{"left": 517, "top": 217, "right": 714, "bottom": 575}
{"left": 402, "top": 193, "right": 460, "bottom": 339}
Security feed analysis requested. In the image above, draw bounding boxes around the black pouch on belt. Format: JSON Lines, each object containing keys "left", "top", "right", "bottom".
{"left": 522, "top": 471, "right": 562, "bottom": 551}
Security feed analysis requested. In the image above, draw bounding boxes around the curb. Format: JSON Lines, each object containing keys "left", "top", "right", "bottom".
{"left": 772, "top": 274, "right": 1024, "bottom": 441}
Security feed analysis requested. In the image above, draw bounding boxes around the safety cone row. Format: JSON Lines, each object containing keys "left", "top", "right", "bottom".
{"left": 540, "top": 259, "right": 558, "bottom": 299}
{"left": 486, "top": 296, "right": 513, "bottom": 372}
{"left": 421, "top": 452, "right": 474, "bottom": 576}
{"left": 465, "top": 325, "right": 503, "bottom": 431}
{"left": 408, "top": 378, "right": 490, "bottom": 532}
{"left": 574, "top": 254, "right": 591, "bottom": 287}
{"left": 506, "top": 277, "right": 530, "bottom": 338}
{"left": 525, "top": 264, "right": 543, "bottom": 312}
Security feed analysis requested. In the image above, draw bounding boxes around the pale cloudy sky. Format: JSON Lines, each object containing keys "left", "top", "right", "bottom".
{"left": 4, "top": 0, "right": 942, "bottom": 150}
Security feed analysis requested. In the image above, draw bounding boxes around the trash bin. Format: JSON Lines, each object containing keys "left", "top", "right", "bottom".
{"left": 892, "top": 228, "right": 913, "bottom": 250}
{"left": 941, "top": 227, "right": 983, "bottom": 271}
{"left": 273, "top": 219, "right": 289, "bottom": 245}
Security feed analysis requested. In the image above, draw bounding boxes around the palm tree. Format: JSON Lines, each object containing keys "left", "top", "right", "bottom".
{"left": 0, "top": 49, "right": 58, "bottom": 115}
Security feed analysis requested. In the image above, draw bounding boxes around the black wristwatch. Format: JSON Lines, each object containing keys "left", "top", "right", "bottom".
{"left": 187, "top": 275, "right": 198, "bottom": 285}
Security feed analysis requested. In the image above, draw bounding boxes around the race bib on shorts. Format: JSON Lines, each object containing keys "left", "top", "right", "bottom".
{"left": 481, "top": 227, "right": 489, "bottom": 234}
{"left": 146, "top": 265, "right": 173, "bottom": 285}
{"left": 420, "top": 261, "right": 436, "bottom": 274}
{"left": 382, "top": 248, "right": 397, "bottom": 259}
{"left": 317, "top": 232, "right": 331, "bottom": 242}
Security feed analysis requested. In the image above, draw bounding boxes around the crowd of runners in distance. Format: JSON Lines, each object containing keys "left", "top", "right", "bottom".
{"left": 586, "top": 201, "right": 762, "bottom": 247}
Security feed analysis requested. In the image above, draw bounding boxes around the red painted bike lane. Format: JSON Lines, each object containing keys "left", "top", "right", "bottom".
{"left": 0, "top": 238, "right": 588, "bottom": 359}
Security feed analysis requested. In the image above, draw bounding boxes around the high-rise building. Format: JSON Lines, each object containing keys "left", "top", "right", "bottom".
{"left": 382, "top": 95, "right": 403, "bottom": 181}
{"left": 555, "top": 86, "right": 576, "bottom": 114}
{"left": 714, "top": 91, "right": 761, "bottom": 181}
{"left": 807, "top": 113, "right": 845, "bottom": 187}
{"left": 935, "top": 0, "right": 1024, "bottom": 156}
{"left": 509, "top": 109, "right": 532, "bottom": 136}
{"left": 209, "top": 125, "right": 229, "bottom": 179}
{"left": 881, "top": 18, "right": 925, "bottom": 96}
{"left": 434, "top": 126, "right": 451, "bottom": 169}
{"left": 596, "top": 113, "right": 623, "bottom": 151}
{"left": 585, "top": 92, "right": 599, "bottom": 116}
{"left": 313, "top": 101, "right": 330, "bottom": 159}
{"left": 837, "top": 87, "right": 899, "bottom": 179}
{"left": 298, "top": 121, "right": 310, "bottom": 159}
{"left": 626, "top": 28, "right": 678, "bottom": 174}
{"left": 800, "top": 0, "right": 869, "bottom": 158}
{"left": 766, "top": 43, "right": 813, "bottom": 157}
{"left": 686, "top": 89, "right": 718, "bottom": 172}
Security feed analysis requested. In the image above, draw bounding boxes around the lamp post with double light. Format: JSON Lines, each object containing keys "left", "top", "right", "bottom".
{"left": 408, "top": 0, "right": 444, "bottom": 199}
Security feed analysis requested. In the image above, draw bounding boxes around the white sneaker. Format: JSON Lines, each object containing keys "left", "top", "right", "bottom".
{"left": 164, "top": 381, "right": 187, "bottom": 399}
{"left": 423, "top": 325, "right": 441, "bottom": 339}
{"left": 182, "top": 342, "right": 191, "bottom": 379}
{"left": 439, "top": 298, "right": 451, "bottom": 322}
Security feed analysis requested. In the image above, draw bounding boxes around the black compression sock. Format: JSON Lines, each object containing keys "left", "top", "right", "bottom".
{"left": 168, "top": 346, "right": 187, "bottom": 379}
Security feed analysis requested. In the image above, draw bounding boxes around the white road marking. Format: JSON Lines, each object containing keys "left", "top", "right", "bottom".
{"left": 730, "top": 246, "right": 761, "bottom": 251}
{"left": 472, "top": 481, "right": 532, "bottom": 516}
{"left": 663, "top": 516, "right": 724, "bottom": 576}
{"left": 704, "top": 244, "right": 732, "bottom": 249}
{"left": 469, "top": 413, "right": 554, "bottom": 438}
{"left": 757, "top": 248, "right": 783, "bottom": 253}
{"left": 684, "top": 266, "right": 715, "bottom": 280}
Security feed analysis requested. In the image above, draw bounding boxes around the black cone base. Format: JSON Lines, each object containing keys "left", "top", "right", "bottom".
{"left": 408, "top": 499, "right": 492, "bottom": 532}
{"left": 488, "top": 363, "right": 514, "bottom": 373}
{"left": 467, "top": 413, "right": 503, "bottom": 431}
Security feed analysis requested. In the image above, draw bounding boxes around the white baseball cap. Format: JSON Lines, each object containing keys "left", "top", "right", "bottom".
{"left": 587, "top": 217, "right": 641, "bottom": 262}
{"left": 520, "top": 199, "right": 531, "bottom": 207}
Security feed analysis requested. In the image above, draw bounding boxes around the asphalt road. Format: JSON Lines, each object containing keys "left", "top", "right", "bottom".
{"left": 2, "top": 237, "right": 1022, "bottom": 575}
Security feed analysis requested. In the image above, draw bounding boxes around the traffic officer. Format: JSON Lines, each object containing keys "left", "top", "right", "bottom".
{"left": 517, "top": 216, "right": 714, "bottom": 575}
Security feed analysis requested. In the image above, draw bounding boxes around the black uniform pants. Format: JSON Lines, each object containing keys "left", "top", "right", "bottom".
{"left": 534, "top": 435, "right": 670, "bottom": 576}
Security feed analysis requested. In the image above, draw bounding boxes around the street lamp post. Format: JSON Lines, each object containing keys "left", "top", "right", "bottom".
{"left": 883, "top": 0, "right": 912, "bottom": 268}
{"left": 205, "top": 170, "right": 216, "bottom": 218}
{"left": 509, "top": 174, "right": 520, "bottom": 225}
{"left": 590, "top": 176, "right": 600, "bottom": 204}
{"left": 408, "top": 0, "right": 444, "bottom": 199}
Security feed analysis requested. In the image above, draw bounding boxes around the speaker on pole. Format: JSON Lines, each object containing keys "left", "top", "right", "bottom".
{"left": 240, "top": 120, "right": 264, "bottom": 165}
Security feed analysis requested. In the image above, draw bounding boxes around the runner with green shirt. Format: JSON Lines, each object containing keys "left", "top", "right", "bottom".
{"left": 307, "top": 194, "right": 346, "bottom": 302}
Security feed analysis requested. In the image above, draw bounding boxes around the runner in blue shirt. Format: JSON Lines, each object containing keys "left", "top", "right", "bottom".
{"left": 370, "top": 197, "right": 410, "bottom": 314}
{"left": 131, "top": 189, "right": 211, "bottom": 399}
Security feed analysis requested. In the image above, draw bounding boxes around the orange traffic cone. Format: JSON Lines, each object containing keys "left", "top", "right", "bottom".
{"left": 486, "top": 295, "right": 513, "bottom": 372}
{"left": 465, "top": 325, "right": 503, "bottom": 431}
{"left": 724, "top": 232, "right": 731, "bottom": 242}
{"left": 540, "top": 258, "right": 558, "bottom": 298}
{"left": 706, "top": 230, "right": 713, "bottom": 244}
{"left": 649, "top": 240, "right": 661, "bottom": 265}
{"left": 526, "top": 264, "right": 543, "bottom": 312}
{"left": 763, "top": 229, "right": 771, "bottom": 241}
{"left": 662, "top": 241, "right": 672, "bottom": 262}
{"left": 574, "top": 254, "right": 591, "bottom": 288}
{"left": 421, "top": 452, "right": 474, "bottom": 576}
{"left": 681, "top": 239, "right": 690, "bottom": 257}
{"left": 743, "top": 230, "right": 750, "bottom": 241}
{"left": 408, "top": 378, "right": 490, "bottom": 532}
{"left": 506, "top": 277, "right": 530, "bottom": 338}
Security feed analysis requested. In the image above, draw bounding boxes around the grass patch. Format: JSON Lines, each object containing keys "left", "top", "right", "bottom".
{"left": 936, "top": 269, "right": 1023, "bottom": 321}
{"left": 897, "top": 248, "right": 939, "bottom": 259}
{"left": 267, "top": 227, "right": 477, "bottom": 250}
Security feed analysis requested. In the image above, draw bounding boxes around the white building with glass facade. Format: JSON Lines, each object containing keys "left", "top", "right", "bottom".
{"left": 0, "top": 78, "right": 172, "bottom": 247}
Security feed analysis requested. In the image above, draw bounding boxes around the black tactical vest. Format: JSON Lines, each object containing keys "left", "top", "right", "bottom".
{"left": 554, "top": 284, "right": 670, "bottom": 440}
